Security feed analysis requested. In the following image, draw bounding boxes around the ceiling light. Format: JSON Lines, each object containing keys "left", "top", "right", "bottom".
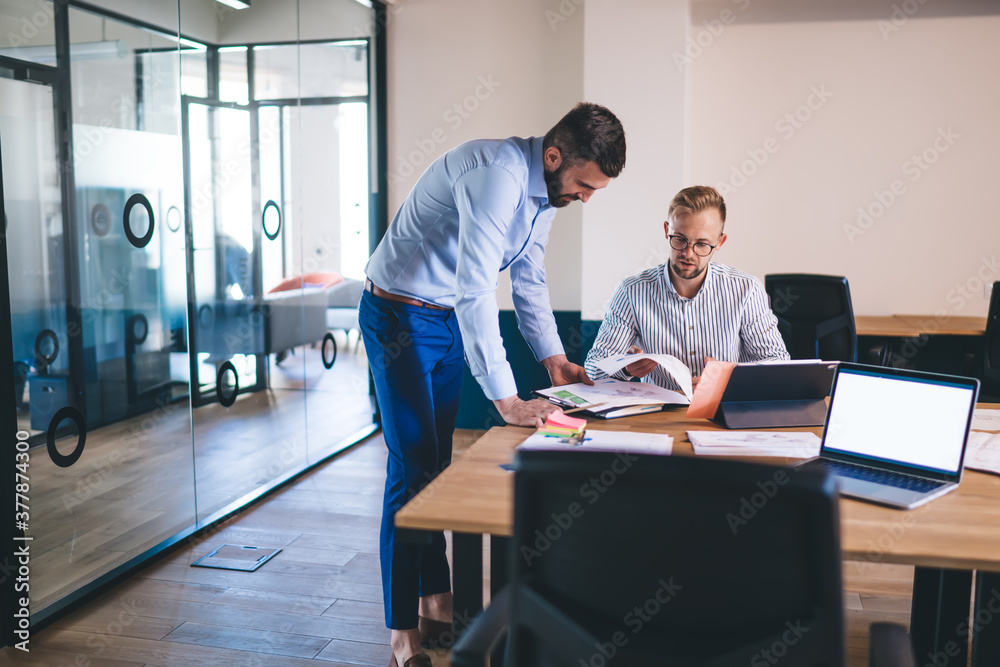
{"left": 0, "top": 40, "right": 129, "bottom": 63}
{"left": 215, "top": 0, "right": 251, "bottom": 9}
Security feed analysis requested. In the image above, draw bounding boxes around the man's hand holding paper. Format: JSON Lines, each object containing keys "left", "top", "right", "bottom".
{"left": 594, "top": 350, "right": 694, "bottom": 399}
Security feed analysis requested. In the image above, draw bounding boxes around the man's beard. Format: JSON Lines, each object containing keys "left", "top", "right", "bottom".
{"left": 670, "top": 258, "right": 707, "bottom": 281}
{"left": 543, "top": 162, "right": 574, "bottom": 208}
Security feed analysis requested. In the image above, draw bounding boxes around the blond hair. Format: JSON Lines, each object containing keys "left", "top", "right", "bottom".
{"left": 667, "top": 186, "right": 727, "bottom": 228}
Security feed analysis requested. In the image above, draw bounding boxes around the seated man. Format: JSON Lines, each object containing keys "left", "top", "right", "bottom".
{"left": 585, "top": 185, "right": 789, "bottom": 391}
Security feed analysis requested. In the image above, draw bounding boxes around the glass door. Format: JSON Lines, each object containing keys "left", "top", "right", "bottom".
{"left": 0, "top": 0, "right": 197, "bottom": 617}
{"left": 1, "top": 76, "right": 63, "bottom": 442}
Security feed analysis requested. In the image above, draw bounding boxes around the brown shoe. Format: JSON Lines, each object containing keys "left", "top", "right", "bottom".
{"left": 389, "top": 652, "right": 433, "bottom": 667}
{"left": 418, "top": 615, "right": 455, "bottom": 649}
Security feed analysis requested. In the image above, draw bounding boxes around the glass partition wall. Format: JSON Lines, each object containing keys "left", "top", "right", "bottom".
{"left": 0, "top": 0, "right": 380, "bottom": 636}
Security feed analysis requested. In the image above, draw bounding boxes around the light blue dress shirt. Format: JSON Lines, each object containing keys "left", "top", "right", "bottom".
{"left": 365, "top": 136, "right": 564, "bottom": 400}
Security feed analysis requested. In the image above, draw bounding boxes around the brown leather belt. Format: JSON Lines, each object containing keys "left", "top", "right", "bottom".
{"left": 365, "top": 279, "right": 453, "bottom": 311}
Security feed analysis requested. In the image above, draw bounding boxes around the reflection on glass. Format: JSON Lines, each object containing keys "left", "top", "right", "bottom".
{"left": 1, "top": 77, "right": 63, "bottom": 438}
{"left": 0, "top": 0, "right": 57, "bottom": 65}
{"left": 255, "top": 41, "right": 368, "bottom": 100}
{"left": 0, "top": 0, "right": 378, "bottom": 622}
{"left": 0, "top": 2, "right": 197, "bottom": 617}
{"left": 180, "top": 47, "right": 207, "bottom": 97}
{"left": 282, "top": 98, "right": 374, "bottom": 462}
{"left": 127, "top": 198, "right": 151, "bottom": 239}
{"left": 218, "top": 46, "right": 248, "bottom": 104}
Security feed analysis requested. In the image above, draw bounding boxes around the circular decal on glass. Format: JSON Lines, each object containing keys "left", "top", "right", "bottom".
{"left": 166, "top": 205, "right": 182, "bottom": 233}
{"left": 47, "top": 406, "right": 86, "bottom": 468}
{"left": 91, "top": 202, "right": 112, "bottom": 237}
{"left": 216, "top": 361, "right": 239, "bottom": 407}
{"left": 123, "top": 193, "right": 155, "bottom": 248}
{"left": 322, "top": 332, "right": 337, "bottom": 369}
{"left": 262, "top": 200, "right": 282, "bottom": 241}
{"left": 128, "top": 313, "right": 148, "bottom": 345}
{"left": 35, "top": 329, "right": 59, "bottom": 365}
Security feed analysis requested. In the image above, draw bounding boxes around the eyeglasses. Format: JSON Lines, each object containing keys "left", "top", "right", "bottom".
{"left": 668, "top": 235, "right": 717, "bottom": 257}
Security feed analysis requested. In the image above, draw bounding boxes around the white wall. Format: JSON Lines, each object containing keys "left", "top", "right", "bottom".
{"left": 581, "top": 0, "right": 689, "bottom": 320}
{"left": 687, "top": 12, "right": 1000, "bottom": 317}
{"left": 387, "top": 0, "right": 1000, "bottom": 323}
{"left": 386, "top": 0, "right": 584, "bottom": 310}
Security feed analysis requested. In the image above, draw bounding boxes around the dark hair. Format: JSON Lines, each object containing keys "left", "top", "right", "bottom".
{"left": 543, "top": 102, "right": 626, "bottom": 178}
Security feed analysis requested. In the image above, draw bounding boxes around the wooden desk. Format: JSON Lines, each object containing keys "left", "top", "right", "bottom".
{"left": 893, "top": 314, "right": 988, "bottom": 337}
{"left": 855, "top": 315, "right": 926, "bottom": 338}
{"left": 855, "top": 315, "right": 988, "bottom": 338}
{"left": 396, "top": 405, "right": 1000, "bottom": 664}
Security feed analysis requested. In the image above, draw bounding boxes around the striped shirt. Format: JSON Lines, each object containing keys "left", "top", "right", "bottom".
{"left": 585, "top": 262, "right": 789, "bottom": 391}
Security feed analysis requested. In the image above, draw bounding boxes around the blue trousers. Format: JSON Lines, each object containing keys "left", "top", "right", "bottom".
{"left": 359, "top": 290, "right": 464, "bottom": 630}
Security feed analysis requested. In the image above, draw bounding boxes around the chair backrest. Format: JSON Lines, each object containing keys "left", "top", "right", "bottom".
{"left": 508, "top": 450, "right": 845, "bottom": 667}
{"left": 765, "top": 273, "right": 857, "bottom": 362}
{"left": 985, "top": 281, "right": 1000, "bottom": 386}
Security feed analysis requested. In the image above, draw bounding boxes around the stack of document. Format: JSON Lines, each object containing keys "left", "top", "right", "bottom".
{"left": 536, "top": 378, "right": 688, "bottom": 419}
{"left": 966, "top": 431, "right": 1000, "bottom": 476}
{"left": 518, "top": 429, "right": 673, "bottom": 455}
{"left": 972, "top": 409, "right": 1000, "bottom": 431}
{"left": 687, "top": 430, "right": 821, "bottom": 458}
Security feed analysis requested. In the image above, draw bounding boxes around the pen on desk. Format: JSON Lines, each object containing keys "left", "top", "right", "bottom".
{"left": 562, "top": 402, "right": 607, "bottom": 415}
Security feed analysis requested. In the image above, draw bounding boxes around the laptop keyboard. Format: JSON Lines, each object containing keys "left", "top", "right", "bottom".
{"left": 820, "top": 460, "right": 944, "bottom": 493}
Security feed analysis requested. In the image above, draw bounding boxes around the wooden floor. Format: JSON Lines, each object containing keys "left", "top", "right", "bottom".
{"left": 24, "top": 338, "right": 375, "bottom": 614}
{"left": 1, "top": 429, "right": 915, "bottom": 666}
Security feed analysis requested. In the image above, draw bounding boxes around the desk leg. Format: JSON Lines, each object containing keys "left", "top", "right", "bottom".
{"left": 972, "top": 571, "right": 1000, "bottom": 666}
{"left": 452, "top": 531, "right": 483, "bottom": 638}
{"left": 490, "top": 536, "right": 510, "bottom": 667}
{"left": 910, "top": 567, "right": 972, "bottom": 667}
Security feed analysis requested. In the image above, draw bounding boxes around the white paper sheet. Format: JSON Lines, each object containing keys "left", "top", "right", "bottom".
{"left": 965, "top": 430, "right": 1000, "bottom": 476}
{"left": 687, "top": 430, "right": 822, "bottom": 458}
{"left": 972, "top": 409, "right": 1000, "bottom": 432}
{"left": 537, "top": 378, "right": 689, "bottom": 409}
{"left": 518, "top": 430, "right": 673, "bottom": 455}
{"left": 594, "top": 353, "right": 694, "bottom": 399}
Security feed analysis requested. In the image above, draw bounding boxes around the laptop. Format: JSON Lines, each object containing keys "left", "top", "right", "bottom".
{"left": 802, "top": 362, "right": 979, "bottom": 509}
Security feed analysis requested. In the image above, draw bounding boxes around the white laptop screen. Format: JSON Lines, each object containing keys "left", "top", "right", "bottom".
{"left": 823, "top": 368, "right": 975, "bottom": 474}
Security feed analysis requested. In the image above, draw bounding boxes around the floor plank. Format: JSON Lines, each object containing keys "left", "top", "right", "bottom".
{"left": 0, "top": 429, "right": 925, "bottom": 666}
{"left": 163, "top": 621, "right": 332, "bottom": 659}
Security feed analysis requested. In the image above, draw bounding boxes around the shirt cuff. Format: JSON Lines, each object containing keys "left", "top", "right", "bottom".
{"left": 476, "top": 364, "right": 519, "bottom": 401}
{"left": 529, "top": 336, "right": 565, "bottom": 364}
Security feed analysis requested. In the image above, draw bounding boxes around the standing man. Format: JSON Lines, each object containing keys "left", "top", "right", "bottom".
{"left": 361, "top": 103, "right": 626, "bottom": 667}
{"left": 585, "top": 185, "right": 788, "bottom": 390}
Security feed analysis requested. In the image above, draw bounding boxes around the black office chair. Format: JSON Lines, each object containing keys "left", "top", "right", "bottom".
{"left": 452, "top": 450, "right": 915, "bottom": 667}
{"left": 765, "top": 273, "right": 888, "bottom": 365}
{"left": 983, "top": 281, "right": 1000, "bottom": 402}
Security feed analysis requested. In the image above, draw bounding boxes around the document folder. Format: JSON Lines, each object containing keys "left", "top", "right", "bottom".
{"left": 710, "top": 362, "right": 838, "bottom": 429}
